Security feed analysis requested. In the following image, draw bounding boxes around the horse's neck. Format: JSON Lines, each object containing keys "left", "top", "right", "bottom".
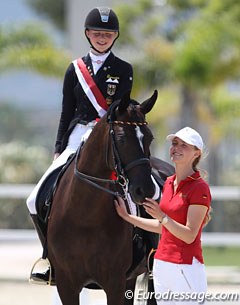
{"left": 78, "top": 127, "right": 111, "bottom": 177}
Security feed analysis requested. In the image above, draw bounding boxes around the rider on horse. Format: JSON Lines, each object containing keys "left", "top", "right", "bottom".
{"left": 26, "top": 7, "right": 133, "bottom": 285}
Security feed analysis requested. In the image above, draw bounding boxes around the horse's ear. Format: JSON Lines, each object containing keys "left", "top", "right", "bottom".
{"left": 140, "top": 90, "right": 158, "bottom": 114}
{"left": 118, "top": 90, "right": 131, "bottom": 113}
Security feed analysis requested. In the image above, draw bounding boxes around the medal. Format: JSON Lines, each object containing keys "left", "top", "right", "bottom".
{"left": 107, "top": 84, "right": 117, "bottom": 96}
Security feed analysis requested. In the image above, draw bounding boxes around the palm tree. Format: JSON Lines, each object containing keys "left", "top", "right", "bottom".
{"left": 0, "top": 23, "right": 70, "bottom": 182}
{"left": 115, "top": 0, "right": 240, "bottom": 184}
{"left": 0, "top": 23, "right": 70, "bottom": 77}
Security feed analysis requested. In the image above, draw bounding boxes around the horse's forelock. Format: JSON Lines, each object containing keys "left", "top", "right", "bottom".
{"left": 106, "top": 100, "right": 120, "bottom": 122}
{"left": 109, "top": 100, "right": 145, "bottom": 122}
{"left": 128, "top": 102, "right": 146, "bottom": 123}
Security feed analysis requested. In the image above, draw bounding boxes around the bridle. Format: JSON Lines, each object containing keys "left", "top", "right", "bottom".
{"left": 74, "top": 104, "right": 151, "bottom": 198}
{"left": 109, "top": 119, "right": 150, "bottom": 176}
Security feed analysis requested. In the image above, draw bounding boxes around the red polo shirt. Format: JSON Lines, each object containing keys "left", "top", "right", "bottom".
{"left": 154, "top": 171, "right": 211, "bottom": 264}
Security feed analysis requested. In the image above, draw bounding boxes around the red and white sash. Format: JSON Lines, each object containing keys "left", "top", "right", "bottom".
{"left": 72, "top": 58, "right": 108, "bottom": 117}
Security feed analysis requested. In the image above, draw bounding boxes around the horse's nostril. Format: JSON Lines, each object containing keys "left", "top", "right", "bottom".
{"left": 131, "top": 187, "right": 146, "bottom": 203}
{"left": 135, "top": 187, "right": 144, "bottom": 197}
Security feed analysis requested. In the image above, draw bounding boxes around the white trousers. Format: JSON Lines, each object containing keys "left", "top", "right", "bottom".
{"left": 26, "top": 123, "right": 94, "bottom": 214}
{"left": 152, "top": 258, "right": 207, "bottom": 305}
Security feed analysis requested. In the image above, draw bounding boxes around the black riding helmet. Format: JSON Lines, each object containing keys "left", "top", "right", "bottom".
{"left": 85, "top": 7, "right": 120, "bottom": 53}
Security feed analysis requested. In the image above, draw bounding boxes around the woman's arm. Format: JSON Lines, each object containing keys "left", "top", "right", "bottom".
{"left": 165, "top": 205, "right": 207, "bottom": 244}
{"left": 114, "top": 197, "right": 162, "bottom": 234}
{"left": 144, "top": 198, "right": 208, "bottom": 244}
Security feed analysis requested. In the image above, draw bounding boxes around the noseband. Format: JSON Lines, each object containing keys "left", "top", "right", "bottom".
{"left": 74, "top": 105, "right": 151, "bottom": 198}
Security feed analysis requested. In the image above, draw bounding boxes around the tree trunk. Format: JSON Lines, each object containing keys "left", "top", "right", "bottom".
{"left": 180, "top": 85, "right": 198, "bottom": 129}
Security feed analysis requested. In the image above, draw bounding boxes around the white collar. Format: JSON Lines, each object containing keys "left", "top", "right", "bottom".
{"left": 89, "top": 50, "right": 110, "bottom": 64}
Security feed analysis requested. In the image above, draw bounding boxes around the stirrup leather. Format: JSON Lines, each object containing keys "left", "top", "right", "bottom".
{"left": 29, "top": 257, "right": 53, "bottom": 285}
{"left": 147, "top": 248, "right": 156, "bottom": 280}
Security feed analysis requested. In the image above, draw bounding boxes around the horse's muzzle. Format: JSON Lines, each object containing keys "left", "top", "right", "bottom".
{"left": 128, "top": 175, "right": 160, "bottom": 204}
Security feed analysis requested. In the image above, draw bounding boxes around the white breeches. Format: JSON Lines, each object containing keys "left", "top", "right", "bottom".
{"left": 152, "top": 258, "right": 207, "bottom": 305}
{"left": 26, "top": 123, "right": 95, "bottom": 214}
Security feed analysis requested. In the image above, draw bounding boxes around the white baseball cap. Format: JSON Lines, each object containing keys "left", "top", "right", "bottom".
{"left": 166, "top": 127, "right": 204, "bottom": 151}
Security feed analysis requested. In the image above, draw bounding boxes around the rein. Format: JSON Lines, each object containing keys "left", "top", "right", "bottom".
{"left": 74, "top": 105, "right": 150, "bottom": 198}
{"left": 74, "top": 145, "right": 127, "bottom": 198}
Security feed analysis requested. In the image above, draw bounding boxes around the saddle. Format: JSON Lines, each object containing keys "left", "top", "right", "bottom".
{"left": 35, "top": 153, "right": 76, "bottom": 223}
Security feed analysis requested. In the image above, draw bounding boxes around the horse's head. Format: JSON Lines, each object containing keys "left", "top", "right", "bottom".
{"left": 107, "top": 90, "right": 159, "bottom": 204}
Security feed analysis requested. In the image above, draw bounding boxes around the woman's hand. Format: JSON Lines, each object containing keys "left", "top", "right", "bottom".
{"left": 115, "top": 196, "right": 162, "bottom": 233}
{"left": 114, "top": 196, "right": 129, "bottom": 220}
{"left": 143, "top": 198, "right": 165, "bottom": 222}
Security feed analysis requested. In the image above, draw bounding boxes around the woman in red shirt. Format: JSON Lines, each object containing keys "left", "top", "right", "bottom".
{"left": 115, "top": 126, "right": 211, "bottom": 304}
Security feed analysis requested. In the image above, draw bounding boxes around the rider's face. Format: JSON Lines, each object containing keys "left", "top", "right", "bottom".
{"left": 86, "top": 30, "right": 118, "bottom": 53}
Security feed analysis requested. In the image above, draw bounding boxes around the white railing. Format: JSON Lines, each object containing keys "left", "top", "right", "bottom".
{"left": 0, "top": 229, "right": 240, "bottom": 247}
{"left": 0, "top": 184, "right": 34, "bottom": 198}
{"left": 210, "top": 186, "right": 240, "bottom": 201}
{"left": 0, "top": 184, "right": 240, "bottom": 247}
{"left": 0, "top": 184, "right": 240, "bottom": 200}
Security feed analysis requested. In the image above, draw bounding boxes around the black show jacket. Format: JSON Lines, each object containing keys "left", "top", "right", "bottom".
{"left": 55, "top": 52, "right": 133, "bottom": 153}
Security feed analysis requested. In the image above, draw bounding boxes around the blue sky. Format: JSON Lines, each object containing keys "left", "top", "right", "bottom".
{"left": 0, "top": 0, "right": 40, "bottom": 24}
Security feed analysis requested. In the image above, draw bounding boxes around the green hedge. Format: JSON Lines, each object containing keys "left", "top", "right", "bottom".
{"left": 203, "top": 246, "right": 240, "bottom": 266}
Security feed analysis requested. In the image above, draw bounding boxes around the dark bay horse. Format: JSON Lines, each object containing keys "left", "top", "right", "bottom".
{"left": 47, "top": 90, "right": 164, "bottom": 305}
